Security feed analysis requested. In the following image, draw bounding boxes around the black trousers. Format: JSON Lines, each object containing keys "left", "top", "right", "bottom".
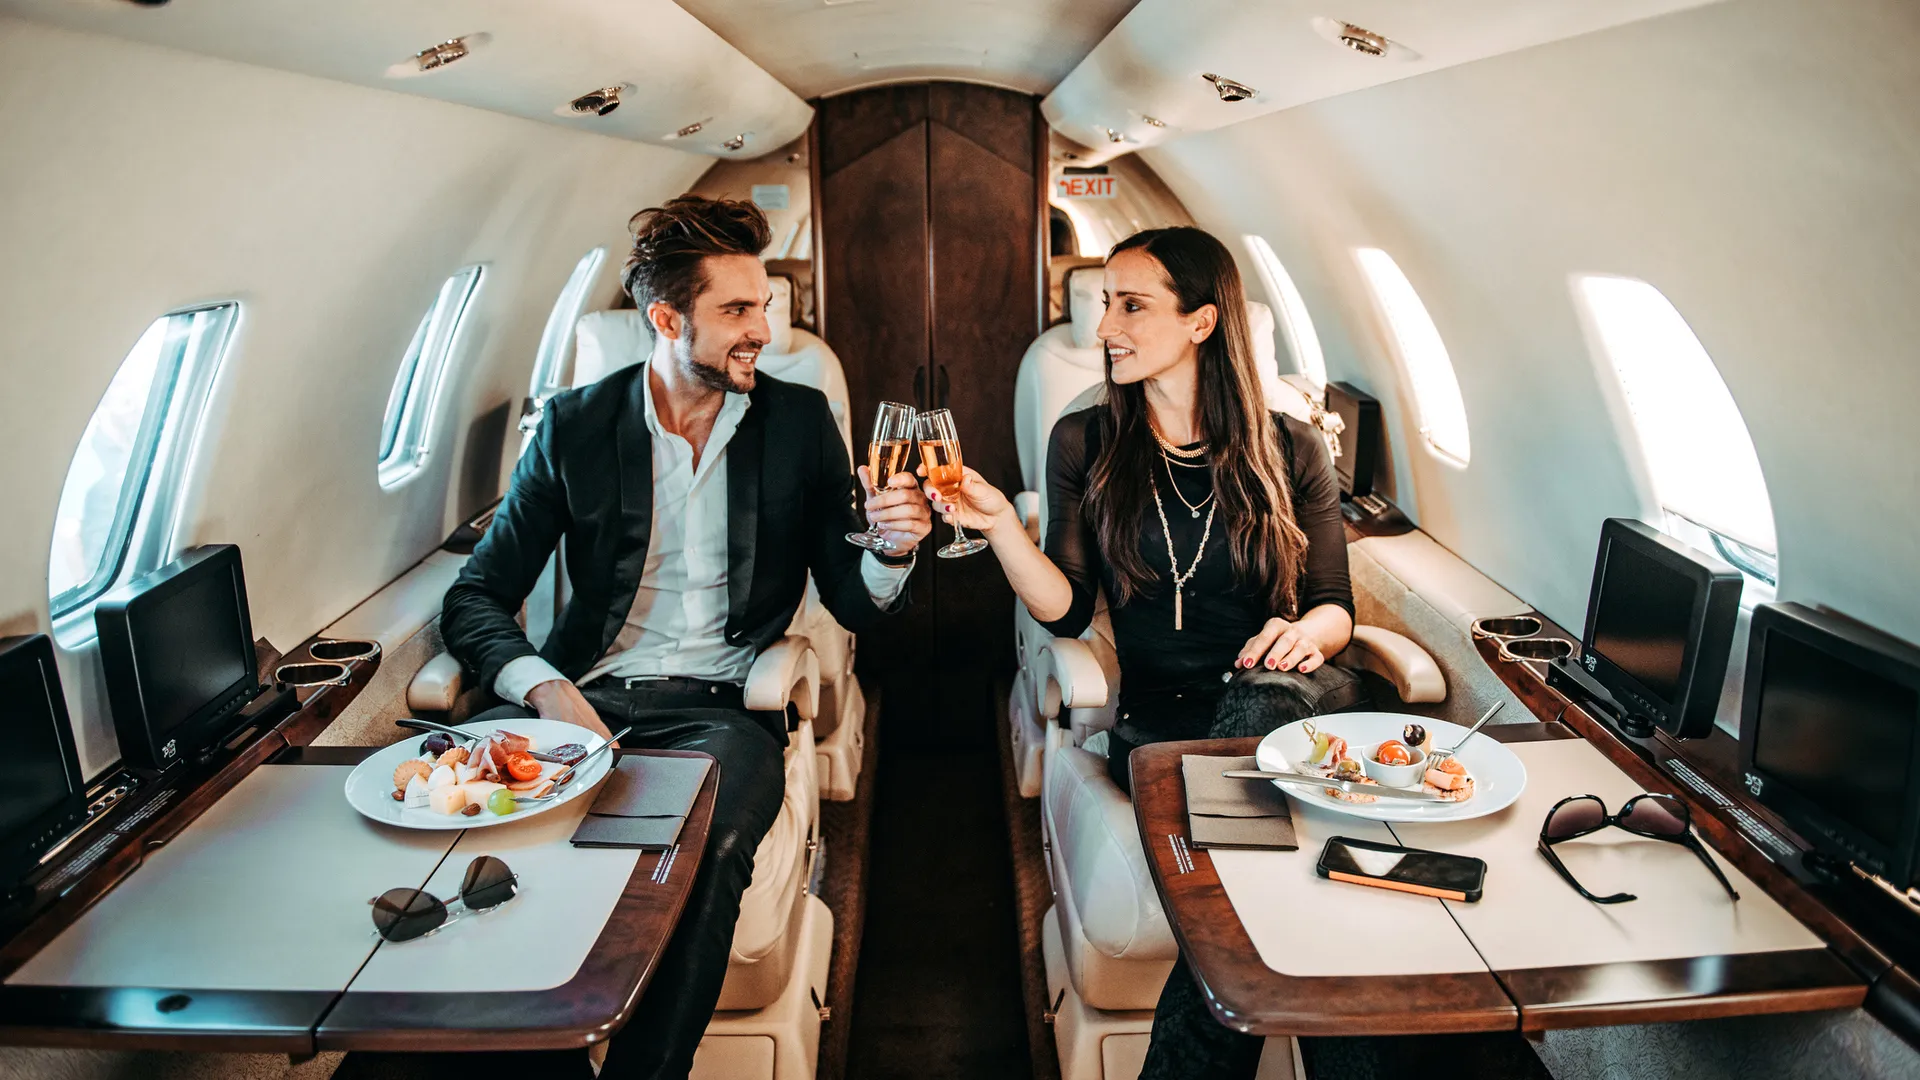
{"left": 466, "top": 682, "right": 788, "bottom": 1080}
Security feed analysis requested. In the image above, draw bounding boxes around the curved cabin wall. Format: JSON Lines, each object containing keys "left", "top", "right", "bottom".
{"left": 0, "top": 17, "right": 708, "bottom": 771}
{"left": 1140, "top": 0, "right": 1920, "bottom": 648}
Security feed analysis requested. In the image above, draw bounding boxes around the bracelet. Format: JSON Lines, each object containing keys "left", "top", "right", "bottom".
{"left": 873, "top": 547, "right": 917, "bottom": 568}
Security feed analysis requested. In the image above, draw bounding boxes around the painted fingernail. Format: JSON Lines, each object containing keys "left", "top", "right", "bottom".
{"left": 1265, "top": 658, "right": 1278, "bottom": 669}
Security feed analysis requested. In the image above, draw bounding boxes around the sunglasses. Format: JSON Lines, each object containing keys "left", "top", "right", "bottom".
{"left": 368, "top": 855, "right": 519, "bottom": 942}
{"left": 1537, "top": 793, "right": 1739, "bottom": 905}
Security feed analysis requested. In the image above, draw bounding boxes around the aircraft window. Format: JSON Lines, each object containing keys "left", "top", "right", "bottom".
{"left": 1575, "top": 275, "right": 1777, "bottom": 580}
{"left": 1355, "top": 248, "right": 1471, "bottom": 464}
{"left": 528, "top": 248, "right": 607, "bottom": 402}
{"left": 49, "top": 304, "right": 240, "bottom": 619}
{"left": 379, "top": 265, "right": 483, "bottom": 490}
{"left": 1243, "top": 235, "right": 1327, "bottom": 388}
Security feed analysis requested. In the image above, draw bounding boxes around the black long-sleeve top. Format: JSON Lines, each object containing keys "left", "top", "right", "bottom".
{"left": 1038, "top": 408, "right": 1354, "bottom": 696}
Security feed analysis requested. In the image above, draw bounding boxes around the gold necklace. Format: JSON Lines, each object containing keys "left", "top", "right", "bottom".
{"left": 1150, "top": 479, "right": 1216, "bottom": 631}
{"left": 1148, "top": 419, "right": 1207, "bottom": 459}
{"left": 1161, "top": 449, "right": 1214, "bottom": 518}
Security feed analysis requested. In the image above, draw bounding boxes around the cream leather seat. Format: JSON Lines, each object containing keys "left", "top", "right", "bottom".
{"left": 756, "top": 276, "right": 866, "bottom": 803}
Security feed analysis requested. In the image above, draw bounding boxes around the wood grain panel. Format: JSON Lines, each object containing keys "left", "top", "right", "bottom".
{"left": 929, "top": 82, "right": 1038, "bottom": 176}
{"left": 816, "top": 85, "right": 928, "bottom": 179}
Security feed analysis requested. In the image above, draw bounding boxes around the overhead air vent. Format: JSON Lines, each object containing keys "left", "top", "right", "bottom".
{"left": 1201, "top": 73, "right": 1257, "bottom": 103}
{"left": 1337, "top": 23, "right": 1388, "bottom": 56}
{"left": 569, "top": 86, "right": 625, "bottom": 116}
{"left": 1102, "top": 127, "right": 1129, "bottom": 144}
{"left": 385, "top": 33, "right": 490, "bottom": 79}
{"left": 674, "top": 121, "right": 705, "bottom": 138}
{"left": 721, "top": 133, "right": 750, "bottom": 152}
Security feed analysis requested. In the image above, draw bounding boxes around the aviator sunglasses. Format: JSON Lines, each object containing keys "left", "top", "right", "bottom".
{"left": 1538, "top": 793, "right": 1739, "bottom": 905}
{"left": 368, "top": 855, "right": 520, "bottom": 942}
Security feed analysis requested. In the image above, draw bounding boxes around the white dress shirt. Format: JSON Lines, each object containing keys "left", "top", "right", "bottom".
{"left": 495, "top": 378, "right": 912, "bottom": 706}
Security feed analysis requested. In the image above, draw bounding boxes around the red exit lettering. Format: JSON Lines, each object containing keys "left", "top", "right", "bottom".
{"left": 1054, "top": 175, "right": 1117, "bottom": 200}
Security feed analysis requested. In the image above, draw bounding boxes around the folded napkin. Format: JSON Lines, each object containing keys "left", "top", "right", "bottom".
{"left": 570, "top": 754, "right": 713, "bottom": 850}
{"left": 1182, "top": 754, "right": 1296, "bottom": 851}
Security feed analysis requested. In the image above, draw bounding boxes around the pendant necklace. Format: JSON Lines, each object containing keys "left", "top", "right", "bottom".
{"left": 1160, "top": 448, "right": 1213, "bottom": 519}
{"left": 1150, "top": 479, "right": 1215, "bottom": 631}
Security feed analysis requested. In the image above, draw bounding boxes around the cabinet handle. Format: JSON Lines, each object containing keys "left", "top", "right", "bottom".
{"left": 938, "top": 365, "right": 950, "bottom": 409}
{"left": 913, "top": 368, "right": 927, "bottom": 410}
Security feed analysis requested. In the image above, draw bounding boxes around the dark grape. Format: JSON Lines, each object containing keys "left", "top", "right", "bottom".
{"left": 420, "top": 732, "right": 454, "bottom": 757}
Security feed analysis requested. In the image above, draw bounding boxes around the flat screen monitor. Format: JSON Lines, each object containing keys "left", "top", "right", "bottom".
{"left": 1741, "top": 603, "right": 1920, "bottom": 889}
{"left": 1579, "top": 518, "right": 1742, "bottom": 738}
{"left": 1323, "top": 381, "right": 1379, "bottom": 498}
{"left": 0, "top": 635, "right": 88, "bottom": 894}
{"left": 95, "top": 545, "right": 260, "bottom": 771}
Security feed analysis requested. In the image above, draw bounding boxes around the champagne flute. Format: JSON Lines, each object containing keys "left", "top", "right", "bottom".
{"left": 915, "top": 408, "right": 990, "bottom": 558}
{"left": 846, "top": 401, "right": 918, "bottom": 551}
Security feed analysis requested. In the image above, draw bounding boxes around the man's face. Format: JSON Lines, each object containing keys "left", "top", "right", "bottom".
{"left": 654, "top": 254, "right": 772, "bottom": 394}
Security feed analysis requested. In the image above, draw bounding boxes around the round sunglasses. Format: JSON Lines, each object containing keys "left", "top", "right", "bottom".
{"left": 368, "top": 855, "right": 519, "bottom": 942}
{"left": 1537, "top": 793, "right": 1739, "bottom": 905}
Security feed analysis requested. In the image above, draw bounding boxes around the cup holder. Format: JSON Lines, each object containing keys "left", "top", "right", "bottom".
{"left": 1471, "top": 615, "right": 1544, "bottom": 640}
{"left": 307, "top": 638, "right": 381, "bottom": 664}
{"left": 275, "top": 661, "right": 351, "bottom": 688}
{"left": 1497, "top": 637, "right": 1574, "bottom": 663}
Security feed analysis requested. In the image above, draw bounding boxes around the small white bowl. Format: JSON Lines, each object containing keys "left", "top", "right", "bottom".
{"left": 1360, "top": 741, "right": 1427, "bottom": 787}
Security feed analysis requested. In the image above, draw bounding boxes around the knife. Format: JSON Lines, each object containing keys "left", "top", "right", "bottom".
{"left": 1221, "top": 769, "right": 1451, "bottom": 803}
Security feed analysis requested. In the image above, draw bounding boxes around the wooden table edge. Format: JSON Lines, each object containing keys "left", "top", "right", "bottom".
{"left": 313, "top": 748, "right": 719, "bottom": 1052}
{"left": 1130, "top": 736, "right": 1520, "bottom": 1037}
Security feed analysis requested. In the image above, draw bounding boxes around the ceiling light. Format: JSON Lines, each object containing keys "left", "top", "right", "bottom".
{"left": 722, "top": 133, "right": 749, "bottom": 152}
{"left": 1338, "top": 23, "right": 1388, "bottom": 56}
{"left": 1102, "top": 127, "right": 1129, "bottom": 144}
{"left": 385, "top": 32, "right": 490, "bottom": 79}
{"left": 1202, "top": 73, "right": 1257, "bottom": 103}
{"left": 1140, "top": 115, "right": 1166, "bottom": 128}
{"left": 674, "top": 122, "right": 705, "bottom": 138}
{"left": 569, "top": 86, "right": 624, "bottom": 116}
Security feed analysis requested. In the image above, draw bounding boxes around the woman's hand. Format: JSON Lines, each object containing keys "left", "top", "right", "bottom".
{"left": 1236, "top": 617, "right": 1328, "bottom": 674}
{"left": 921, "top": 465, "right": 1016, "bottom": 535}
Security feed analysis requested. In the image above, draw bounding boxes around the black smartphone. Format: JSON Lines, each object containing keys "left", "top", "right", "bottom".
{"left": 1315, "top": 836, "right": 1486, "bottom": 902}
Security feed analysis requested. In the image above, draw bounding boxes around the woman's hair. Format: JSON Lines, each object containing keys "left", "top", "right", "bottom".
{"left": 1085, "top": 227, "right": 1311, "bottom": 615}
{"left": 622, "top": 195, "right": 771, "bottom": 317}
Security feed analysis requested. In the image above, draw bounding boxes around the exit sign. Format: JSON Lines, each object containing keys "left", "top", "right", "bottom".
{"left": 1055, "top": 174, "right": 1117, "bottom": 200}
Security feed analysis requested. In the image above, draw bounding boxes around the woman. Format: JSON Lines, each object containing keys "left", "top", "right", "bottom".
{"left": 925, "top": 226, "right": 1358, "bottom": 1079}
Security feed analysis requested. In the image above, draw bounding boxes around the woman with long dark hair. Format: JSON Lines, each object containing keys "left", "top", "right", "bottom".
{"left": 925, "top": 226, "right": 1357, "bottom": 1078}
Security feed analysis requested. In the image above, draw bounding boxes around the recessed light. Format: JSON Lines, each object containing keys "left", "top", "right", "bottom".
{"left": 1310, "top": 17, "right": 1421, "bottom": 62}
{"left": 667, "top": 120, "right": 708, "bottom": 139}
{"left": 1140, "top": 115, "right": 1167, "bottom": 129}
{"left": 384, "top": 33, "right": 491, "bottom": 79}
{"left": 1102, "top": 127, "right": 1129, "bottom": 144}
{"left": 1201, "top": 72, "right": 1257, "bottom": 103}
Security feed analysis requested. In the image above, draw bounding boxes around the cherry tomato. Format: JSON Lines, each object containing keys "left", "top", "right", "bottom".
{"left": 505, "top": 753, "right": 542, "bottom": 782}
{"left": 1374, "top": 740, "right": 1411, "bottom": 766}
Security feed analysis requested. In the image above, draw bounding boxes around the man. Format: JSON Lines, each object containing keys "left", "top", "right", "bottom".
{"left": 440, "top": 195, "right": 931, "bottom": 1079}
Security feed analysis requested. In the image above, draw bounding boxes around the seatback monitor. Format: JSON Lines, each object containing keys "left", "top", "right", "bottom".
{"left": 0, "top": 635, "right": 88, "bottom": 894}
{"left": 1741, "top": 603, "right": 1920, "bottom": 889}
{"left": 95, "top": 545, "right": 261, "bottom": 771}
{"left": 1579, "top": 518, "right": 1742, "bottom": 738}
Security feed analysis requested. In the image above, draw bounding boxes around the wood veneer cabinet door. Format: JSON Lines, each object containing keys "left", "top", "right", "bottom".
{"left": 818, "top": 83, "right": 1041, "bottom": 746}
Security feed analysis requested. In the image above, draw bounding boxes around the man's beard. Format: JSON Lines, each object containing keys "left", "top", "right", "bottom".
{"left": 675, "top": 323, "right": 755, "bottom": 393}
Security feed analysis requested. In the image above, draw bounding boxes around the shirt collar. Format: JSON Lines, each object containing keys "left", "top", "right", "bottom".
{"left": 641, "top": 362, "right": 751, "bottom": 442}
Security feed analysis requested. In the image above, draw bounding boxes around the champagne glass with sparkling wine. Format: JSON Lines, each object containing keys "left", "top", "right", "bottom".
{"left": 915, "top": 408, "right": 990, "bottom": 559}
{"left": 846, "top": 401, "right": 919, "bottom": 551}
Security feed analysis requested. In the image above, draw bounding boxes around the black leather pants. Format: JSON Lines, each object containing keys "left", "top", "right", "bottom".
{"left": 465, "top": 684, "right": 789, "bottom": 1080}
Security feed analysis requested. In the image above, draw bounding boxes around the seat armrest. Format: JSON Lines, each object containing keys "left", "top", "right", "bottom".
{"left": 408, "top": 652, "right": 463, "bottom": 712}
{"left": 1346, "top": 624, "right": 1446, "bottom": 704}
{"left": 745, "top": 634, "right": 820, "bottom": 720}
{"left": 1013, "top": 491, "right": 1042, "bottom": 544}
{"left": 1039, "top": 637, "right": 1109, "bottom": 719}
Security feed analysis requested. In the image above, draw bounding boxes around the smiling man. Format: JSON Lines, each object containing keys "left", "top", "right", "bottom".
{"left": 440, "top": 195, "right": 931, "bottom": 1080}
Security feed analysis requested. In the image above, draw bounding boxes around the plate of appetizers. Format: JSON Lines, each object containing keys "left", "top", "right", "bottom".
{"left": 344, "top": 718, "right": 616, "bottom": 830}
{"left": 1252, "top": 712, "right": 1527, "bottom": 823}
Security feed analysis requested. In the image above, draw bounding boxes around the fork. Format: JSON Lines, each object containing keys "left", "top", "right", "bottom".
{"left": 515, "top": 726, "right": 630, "bottom": 802}
{"left": 1425, "top": 701, "right": 1504, "bottom": 770}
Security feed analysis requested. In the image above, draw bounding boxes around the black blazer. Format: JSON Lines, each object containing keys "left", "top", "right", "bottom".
{"left": 441, "top": 363, "right": 899, "bottom": 701}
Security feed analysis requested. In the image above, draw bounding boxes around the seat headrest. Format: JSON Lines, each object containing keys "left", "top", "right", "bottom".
{"left": 572, "top": 310, "right": 651, "bottom": 388}
{"left": 765, "top": 275, "right": 796, "bottom": 354}
{"left": 1066, "top": 265, "right": 1104, "bottom": 350}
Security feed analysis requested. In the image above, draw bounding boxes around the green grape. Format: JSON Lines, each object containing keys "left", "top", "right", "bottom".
{"left": 1308, "top": 732, "right": 1333, "bottom": 764}
{"left": 487, "top": 788, "right": 517, "bottom": 815}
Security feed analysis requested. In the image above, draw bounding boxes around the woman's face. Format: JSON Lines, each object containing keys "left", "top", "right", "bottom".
{"left": 1097, "top": 247, "right": 1217, "bottom": 385}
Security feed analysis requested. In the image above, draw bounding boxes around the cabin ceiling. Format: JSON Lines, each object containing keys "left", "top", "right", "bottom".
{"left": 674, "top": 0, "right": 1138, "bottom": 99}
{"left": 0, "top": 0, "right": 814, "bottom": 158}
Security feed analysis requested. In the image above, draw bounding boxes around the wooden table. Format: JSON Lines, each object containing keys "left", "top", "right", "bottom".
{"left": 1131, "top": 723, "right": 1867, "bottom": 1037}
{"left": 0, "top": 745, "right": 716, "bottom": 1056}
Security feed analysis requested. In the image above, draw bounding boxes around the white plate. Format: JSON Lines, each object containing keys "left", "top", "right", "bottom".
{"left": 344, "top": 718, "right": 614, "bottom": 830}
{"left": 1254, "top": 712, "right": 1527, "bottom": 823}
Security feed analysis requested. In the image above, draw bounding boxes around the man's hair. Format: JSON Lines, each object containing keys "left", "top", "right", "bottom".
{"left": 622, "top": 196, "right": 772, "bottom": 319}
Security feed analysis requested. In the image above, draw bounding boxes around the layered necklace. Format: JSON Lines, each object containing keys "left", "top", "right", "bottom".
{"left": 1146, "top": 418, "right": 1215, "bottom": 631}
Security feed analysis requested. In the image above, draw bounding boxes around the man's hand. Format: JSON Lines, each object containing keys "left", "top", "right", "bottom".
{"left": 860, "top": 466, "right": 933, "bottom": 554}
{"left": 525, "top": 679, "right": 617, "bottom": 744}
